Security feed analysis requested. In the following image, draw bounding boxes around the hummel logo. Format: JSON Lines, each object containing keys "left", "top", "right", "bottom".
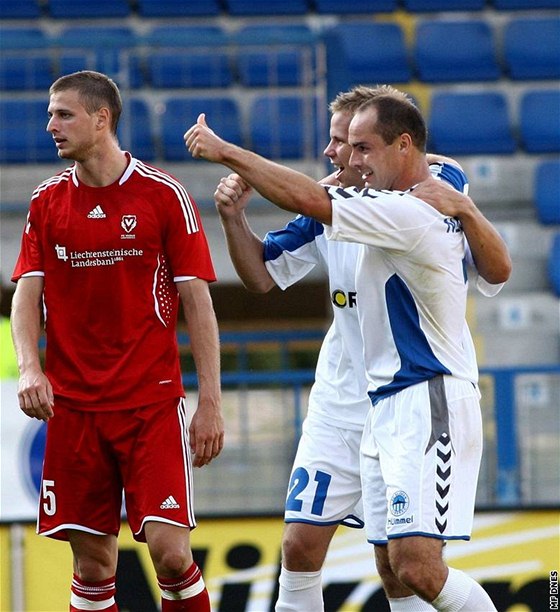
{"left": 160, "top": 495, "right": 180, "bottom": 510}
{"left": 87, "top": 205, "right": 106, "bottom": 219}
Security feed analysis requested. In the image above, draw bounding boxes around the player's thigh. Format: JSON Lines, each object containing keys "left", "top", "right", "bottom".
{"left": 39, "top": 406, "right": 123, "bottom": 539}
{"left": 360, "top": 408, "right": 387, "bottom": 544}
{"left": 121, "top": 397, "right": 195, "bottom": 541}
{"left": 368, "top": 376, "right": 482, "bottom": 541}
{"left": 285, "top": 417, "right": 363, "bottom": 527}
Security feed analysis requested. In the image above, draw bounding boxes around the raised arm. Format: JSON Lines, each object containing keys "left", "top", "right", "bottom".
{"left": 215, "top": 174, "right": 276, "bottom": 293}
{"left": 412, "top": 178, "right": 512, "bottom": 284}
{"left": 11, "top": 275, "right": 54, "bottom": 421}
{"left": 185, "top": 114, "right": 333, "bottom": 224}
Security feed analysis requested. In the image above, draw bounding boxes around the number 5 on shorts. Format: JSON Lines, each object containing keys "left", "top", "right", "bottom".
{"left": 42, "top": 479, "right": 57, "bottom": 516}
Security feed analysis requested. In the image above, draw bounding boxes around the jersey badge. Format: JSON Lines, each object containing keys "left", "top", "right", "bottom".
{"left": 121, "top": 215, "right": 137, "bottom": 240}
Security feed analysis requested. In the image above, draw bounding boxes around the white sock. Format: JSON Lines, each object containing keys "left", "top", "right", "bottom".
{"left": 275, "top": 566, "right": 323, "bottom": 612}
{"left": 431, "top": 567, "right": 497, "bottom": 611}
{"left": 388, "top": 594, "right": 435, "bottom": 610}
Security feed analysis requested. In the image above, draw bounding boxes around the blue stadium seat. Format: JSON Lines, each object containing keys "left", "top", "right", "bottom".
{"left": 403, "top": 0, "right": 485, "bottom": 9}
{"left": 414, "top": 20, "right": 500, "bottom": 82}
{"left": 493, "top": 0, "right": 560, "bottom": 8}
{"left": 0, "top": 99, "right": 57, "bottom": 163}
{"left": 520, "top": 90, "right": 560, "bottom": 154}
{"left": 118, "top": 99, "right": 156, "bottom": 161}
{"left": 234, "top": 24, "right": 317, "bottom": 87}
{"left": 504, "top": 18, "right": 560, "bottom": 81}
{"left": 0, "top": 55, "right": 53, "bottom": 90}
{"left": 0, "top": 27, "right": 52, "bottom": 90}
{"left": 0, "top": 0, "right": 41, "bottom": 18}
{"left": 224, "top": 0, "right": 309, "bottom": 15}
{"left": 160, "top": 97, "right": 242, "bottom": 161}
{"left": 314, "top": 0, "right": 397, "bottom": 12}
{"left": 145, "top": 26, "right": 232, "bottom": 89}
{"left": 56, "top": 27, "right": 142, "bottom": 88}
{"left": 0, "top": 26, "right": 48, "bottom": 49}
{"left": 47, "top": 0, "right": 131, "bottom": 18}
{"left": 324, "top": 22, "right": 411, "bottom": 101}
{"left": 136, "top": 0, "right": 221, "bottom": 17}
{"left": 535, "top": 160, "right": 560, "bottom": 225}
{"left": 428, "top": 92, "right": 516, "bottom": 155}
{"left": 548, "top": 233, "right": 560, "bottom": 297}
{"left": 145, "top": 25, "right": 228, "bottom": 47}
{"left": 250, "top": 95, "right": 319, "bottom": 159}
{"left": 147, "top": 52, "right": 232, "bottom": 89}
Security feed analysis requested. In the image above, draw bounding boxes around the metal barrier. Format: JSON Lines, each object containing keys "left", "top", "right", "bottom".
{"left": 180, "top": 330, "right": 560, "bottom": 511}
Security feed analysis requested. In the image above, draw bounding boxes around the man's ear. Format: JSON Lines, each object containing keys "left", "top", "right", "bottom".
{"left": 96, "top": 107, "right": 111, "bottom": 130}
{"left": 399, "top": 132, "right": 413, "bottom": 152}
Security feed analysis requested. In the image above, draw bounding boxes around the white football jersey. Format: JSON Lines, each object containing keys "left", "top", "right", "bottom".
{"left": 265, "top": 219, "right": 368, "bottom": 430}
{"left": 264, "top": 163, "right": 491, "bottom": 421}
{"left": 325, "top": 186, "right": 478, "bottom": 404}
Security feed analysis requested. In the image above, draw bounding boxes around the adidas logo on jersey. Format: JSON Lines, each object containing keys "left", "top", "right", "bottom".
{"left": 87, "top": 205, "right": 106, "bottom": 219}
{"left": 160, "top": 495, "right": 180, "bottom": 510}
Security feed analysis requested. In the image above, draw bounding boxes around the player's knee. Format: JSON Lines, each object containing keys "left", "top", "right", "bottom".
{"left": 74, "top": 554, "right": 116, "bottom": 582}
{"left": 393, "top": 557, "right": 440, "bottom": 594}
{"left": 152, "top": 549, "right": 190, "bottom": 577}
{"left": 282, "top": 534, "right": 319, "bottom": 571}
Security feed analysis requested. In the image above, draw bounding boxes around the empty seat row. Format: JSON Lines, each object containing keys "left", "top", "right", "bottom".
{"left": 1, "top": 0, "right": 558, "bottom": 19}
{"left": 0, "top": 25, "right": 320, "bottom": 91}
{"left": 0, "top": 95, "right": 322, "bottom": 164}
{"left": 325, "top": 17, "right": 560, "bottom": 100}
{"left": 428, "top": 89, "right": 560, "bottom": 155}
{"left": 3, "top": 17, "right": 558, "bottom": 93}
{"left": 1, "top": 89, "right": 557, "bottom": 165}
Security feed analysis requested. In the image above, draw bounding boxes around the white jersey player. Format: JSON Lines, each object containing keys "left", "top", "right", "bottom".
{"left": 186, "top": 84, "right": 510, "bottom": 611}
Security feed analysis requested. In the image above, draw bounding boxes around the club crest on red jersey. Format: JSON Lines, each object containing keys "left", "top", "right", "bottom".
{"left": 121, "top": 215, "right": 137, "bottom": 233}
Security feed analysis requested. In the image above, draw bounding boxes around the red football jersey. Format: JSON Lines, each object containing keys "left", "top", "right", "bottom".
{"left": 12, "top": 155, "right": 216, "bottom": 411}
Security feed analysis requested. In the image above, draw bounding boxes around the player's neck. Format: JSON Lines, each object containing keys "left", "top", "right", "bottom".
{"left": 75, "top": 146, "right": 128, "bottom": 188}
{"left": 393, "top": 155, "right": 430, "bottom": 191}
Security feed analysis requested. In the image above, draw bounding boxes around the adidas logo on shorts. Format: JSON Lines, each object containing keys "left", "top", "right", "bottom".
{"left": 160, "top": 495, "right": 180, "bottom": 509}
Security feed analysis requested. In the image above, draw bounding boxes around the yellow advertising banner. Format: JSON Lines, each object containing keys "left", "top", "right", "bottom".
{"left": 1, "top": 510, "right": 558, "bottom": 611}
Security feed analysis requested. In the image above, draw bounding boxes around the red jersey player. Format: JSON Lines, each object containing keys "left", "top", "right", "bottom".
{"left": 11, "top": 71, "right": 223, "bottom": 611}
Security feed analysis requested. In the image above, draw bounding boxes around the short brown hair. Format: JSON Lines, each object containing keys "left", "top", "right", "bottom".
{"left": 50, "top": 70, "right": 122, "bottom": 135}
{"left": 354, "top": 85, "right": 426, "bottom": 151}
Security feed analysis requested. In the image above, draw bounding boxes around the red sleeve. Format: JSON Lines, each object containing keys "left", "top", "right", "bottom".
{"left": 163, "top": 188, "right": 217, "bottom": 283}
{"left": 11, "top": 203, "right": 44, "bottom": 282}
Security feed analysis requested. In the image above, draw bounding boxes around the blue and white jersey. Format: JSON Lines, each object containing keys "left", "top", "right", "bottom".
{"left": 263, "top": 163, "right": 494, "bottom": 419}
{"left": 325, "top": 185, "right": 478, "bottom": 405}
{"left": 264, "top": 219, "right": 369, "bottom": 431}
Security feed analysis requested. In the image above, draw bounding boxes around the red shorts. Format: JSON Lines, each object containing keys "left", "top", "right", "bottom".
{"left": 38, "top": 397, "right": 195, "bottom": 542}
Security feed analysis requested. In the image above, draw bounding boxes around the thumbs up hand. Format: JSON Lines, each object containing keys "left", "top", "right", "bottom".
{"left": 184, "top": 113, "right": 225, "bottom": 162}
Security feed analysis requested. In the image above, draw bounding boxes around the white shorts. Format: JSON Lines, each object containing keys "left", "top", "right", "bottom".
{"left": 284, "top": 415, "right": 364, "bottom": 528}
{"left": 361, "top": 375, "right": 483, "bottom": 544}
